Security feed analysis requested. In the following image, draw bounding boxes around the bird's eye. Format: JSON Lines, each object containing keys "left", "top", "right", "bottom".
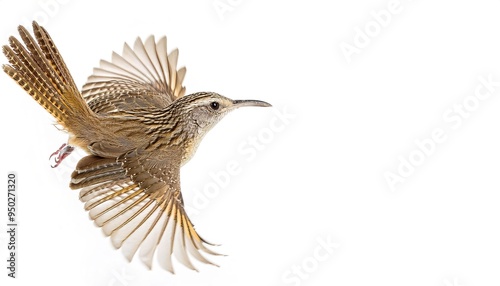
{"left": 210, "top": 101, "right": 220, "bottom": 110}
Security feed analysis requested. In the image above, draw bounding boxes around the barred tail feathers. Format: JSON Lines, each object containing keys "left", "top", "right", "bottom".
{"left": 2, "top": 22, "right": 96, "bottom": 137}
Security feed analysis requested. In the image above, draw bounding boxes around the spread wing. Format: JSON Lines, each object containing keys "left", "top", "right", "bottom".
{"left": 82, "top": 36, "right": 187, "bottom": 114}
{"left": 71, "top": 147, "right": 219, "bottom": 273}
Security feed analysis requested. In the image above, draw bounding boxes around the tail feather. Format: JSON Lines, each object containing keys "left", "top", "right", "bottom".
{"left": 3, "top": 39, "right": 68, "bottom": 123}
{"left": 2, "top": 21, "right": 95, "bottom": 136}
{"left": 31, "top": 23, "right": 79, "bottom": 93}
{"left": 17, "top": 26, "right": 67, "bottom": 95}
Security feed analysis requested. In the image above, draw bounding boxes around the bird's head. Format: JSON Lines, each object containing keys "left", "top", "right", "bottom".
{"left": 177, "top": 91, "right": 271, "bottom": 134}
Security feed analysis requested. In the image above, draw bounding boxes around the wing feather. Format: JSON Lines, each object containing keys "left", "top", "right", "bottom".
{"left": 73, "top": 149, "right": 220, "bottom": 273}
{"left": 82, "top": 36, "right": 186, "bottom": 115}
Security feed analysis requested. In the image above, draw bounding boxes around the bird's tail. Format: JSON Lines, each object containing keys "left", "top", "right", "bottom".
{"left": 2, "top": 22, "right": 97, "bottom": 142}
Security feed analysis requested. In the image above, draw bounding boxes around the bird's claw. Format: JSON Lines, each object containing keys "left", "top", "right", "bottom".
{"left": 49, "top": 143, "right": 75, "bottom": 168}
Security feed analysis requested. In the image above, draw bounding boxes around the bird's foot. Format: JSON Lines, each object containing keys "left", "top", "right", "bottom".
{"left": 49, "top": 143, "right": 75, "bottom": 168}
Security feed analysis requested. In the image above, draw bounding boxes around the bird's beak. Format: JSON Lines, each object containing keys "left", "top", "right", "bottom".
{"left": 232, "top": 99, "right": 272, "bottom": 108}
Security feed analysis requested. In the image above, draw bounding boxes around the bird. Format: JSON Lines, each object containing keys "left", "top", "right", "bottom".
{"left": 2, "top": 21, "right": 271, "bottom": 273}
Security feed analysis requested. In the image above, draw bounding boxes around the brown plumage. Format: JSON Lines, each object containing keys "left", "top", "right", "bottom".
{"left": 2, "top": 21, "right": 270, "bottom": 273}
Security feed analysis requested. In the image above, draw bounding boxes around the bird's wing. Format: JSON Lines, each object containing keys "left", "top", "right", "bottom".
{"left": 72, "top": 148, "right": 219, "bottom": 273}
{"left": 82, "top": 36, "right": 187, "bottom": 114}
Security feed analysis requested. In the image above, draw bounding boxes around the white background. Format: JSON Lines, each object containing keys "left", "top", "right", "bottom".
{"left": 1, "top": 0, "right": 500, "bottom": 285}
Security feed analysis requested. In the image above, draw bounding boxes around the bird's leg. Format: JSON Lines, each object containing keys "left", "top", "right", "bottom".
{"left": 49, "top": 143, "right": 75, "bottom": 168}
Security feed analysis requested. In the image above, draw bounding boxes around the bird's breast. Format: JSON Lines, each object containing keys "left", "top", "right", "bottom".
{"left": 181, "top": 137, "right": 201, "bottom": 165}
